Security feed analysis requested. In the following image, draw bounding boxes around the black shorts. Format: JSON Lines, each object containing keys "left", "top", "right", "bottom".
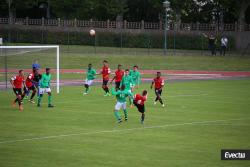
{"left": 28, "top": 85, "right": 36, "bottom": 91}
{"left": 155, "top": 89, "right": 162, "bottom": 96}
{"left": 103, "top": 80, "right": 109, "bottom": 86}
{"left": 133, "top": 100, "right": 145, "bottom": 113}
{"left": 115, "top": 81, "right": 121, "bottom": 89}
{"left": 13, "top": 88, "right": 22, "bottom": 96}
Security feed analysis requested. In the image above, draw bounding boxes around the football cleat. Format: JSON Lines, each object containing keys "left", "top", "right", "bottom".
{"left": 48, "top": 104, "right": 54, "bottom": 108}
{"left": 154, "top": 101, "right": 157, "bottom": 105}
{"left": 28, "top": 99, "right": 35, "bottom": 104}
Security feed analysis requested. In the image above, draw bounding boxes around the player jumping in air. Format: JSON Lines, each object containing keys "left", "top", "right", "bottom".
{"left": 110, "top": 64, "right": 124, "bottom": 90}
{"left": 133, "top": 90, "right": 148, "bottom": 124}
{"left": 84, "top": 63, "right": 96, "bottom": 95}
{"left": 129, "top": 65, "right": 141, "bottom": 90}
{"left": 10, "top": 70, "right": 26, "bottom": 111}
{"left": 100, "top": 60, "right": 111, "bottom": 96}
{"left": 120, "top": 69, "right": 134, "bottom": 107}
{"left": 25, "top": 68, "right": 38, "bottom": 103}
{"left": 37, "top": 68, "right": 54, "bottom": 107}
{"left": 111, "top": 85, "right": 133, "bottom": 123}
{"left": 151, "top": 72, "right": 165, "bottom": 107}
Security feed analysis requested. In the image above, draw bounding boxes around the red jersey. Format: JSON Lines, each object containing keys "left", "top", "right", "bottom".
{"left": 153, "top": 77, "right": 164, "bottom": 89}
{"left": 115, "top": 70, "right": 124, "bottom": 82}
{"left": 134, "top": 94, "right": 147, "bottom": 105}
{"left": 101, "top": 66, "right": 111, "bottom": 80}
{"left": 25, "top": 73, "right": 34, "bottom": 88}
{"left": 11, "top": 75, "right": 25, "bottom": 89}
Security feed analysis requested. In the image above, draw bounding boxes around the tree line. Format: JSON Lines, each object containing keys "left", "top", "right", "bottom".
{"left": 0, "top": 0, "right": 249, "bottom": 24}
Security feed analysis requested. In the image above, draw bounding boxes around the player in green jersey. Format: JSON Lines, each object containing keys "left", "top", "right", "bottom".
{"left": 84, "top": 63, "right": 96, "bottom": 95}
{"left": 129, "top": 65, "right": 141, "bottom": 89}
{"left": 120, "top": 69, "right": 134, "bottom": 92}
{"left": 37, "top": 68, "right": 54, "bottom": 107}
{"left": 111, "top": 85, "right": 133, "bottom": 123}
{"left": 120, "top": 69, "right": 134, "bottom": 107}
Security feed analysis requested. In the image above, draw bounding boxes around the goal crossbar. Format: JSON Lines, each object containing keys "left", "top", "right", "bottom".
{"left": 0, "top": 45, "right": 60, "bottom": 93}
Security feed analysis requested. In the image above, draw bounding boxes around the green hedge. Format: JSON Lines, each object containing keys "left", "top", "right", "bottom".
{"left": 0, "top": 28, "right": 235, "bottom": 50}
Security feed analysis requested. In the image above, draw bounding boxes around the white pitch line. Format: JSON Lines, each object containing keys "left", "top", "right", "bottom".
{"left": 0, "top": 118, "right": 248, "bottom": 144}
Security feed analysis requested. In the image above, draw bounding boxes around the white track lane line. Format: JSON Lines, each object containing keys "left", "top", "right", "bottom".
{"left": 0, "top": 118, "right": 249, "bottom": 144}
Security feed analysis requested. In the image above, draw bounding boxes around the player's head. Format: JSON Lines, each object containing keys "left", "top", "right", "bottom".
{"left": 103, "top": 60, "right": 108, "bottom": 66}
{"left": 46, "top": 68, "right": 50, "bottom": 74}
{"left": 19, "top": 70, "right": 24, "bottom": 76}
{"left": 118, "top": 64, "right": 122, "bottom": 70}
{"left": 32, "top": 67, "right": 37, "bottom": 73}
{"left": 120, "top": 85, "right": 125, "bottom": 91}
{"left": 142, "top": 90, "right": 147, "bottom": 96}
{"left": 34, "top": 68, "right": 39, "bottom": 75}
{"left": 88, "top": 63, "right": 92, "bottom": 69}
{"left": 125, "top": 69, "right": 129, "bottom": 75}
{"left": 133, "top": 65, "right": 138, "bottom": 71}
{"left": 156, "top": 72, "right": 161, "bottom": 78}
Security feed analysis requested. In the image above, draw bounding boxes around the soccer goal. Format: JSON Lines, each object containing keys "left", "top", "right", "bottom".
{"left": 0, "top": 45, "right": 60, "bottom": 93}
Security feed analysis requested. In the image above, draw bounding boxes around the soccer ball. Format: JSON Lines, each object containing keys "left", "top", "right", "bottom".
{"left": 89, "top": 29, "right": 95, "bottom": 36}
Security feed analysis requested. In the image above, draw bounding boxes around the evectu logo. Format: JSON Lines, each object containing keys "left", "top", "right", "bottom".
{"left": 221, "top": 150, "right": 250, "bottom": 160}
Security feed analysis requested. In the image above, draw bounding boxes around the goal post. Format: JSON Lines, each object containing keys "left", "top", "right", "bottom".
{"left": 0, "top": 45, "right": 60, "bottom": 93}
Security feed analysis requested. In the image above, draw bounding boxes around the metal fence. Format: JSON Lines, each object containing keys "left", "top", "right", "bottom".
{"left": 0, "top": 17, "right": 249, "bottom": 32}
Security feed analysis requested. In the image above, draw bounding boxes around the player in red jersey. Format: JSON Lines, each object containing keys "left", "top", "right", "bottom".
{"left": 25, "top": 68, "right": 38, "bottom": 103}
{"left": 99, "top": 60, "right": 111, "bottom": 96}
{"left": 10, "top": 70, "right": 26, "bottom": 111}
{"left": 133, "top": 90, "right": 148, "bottom": 124}
{"left": 151, "top": 72, "right": 165, "bottom": 107}
{"left": 111, "top": 64, "right": 124, "bottom": 90}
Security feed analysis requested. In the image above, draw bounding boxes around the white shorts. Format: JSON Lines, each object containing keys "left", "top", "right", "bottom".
{"left": 115, "top": 102, "right": 126, "bottom": 111}
{"left": 39, "top": 87, "right": 51, "bottom": 94}
{"left": 85, "top": 79, "right": 94, "bottom": 86}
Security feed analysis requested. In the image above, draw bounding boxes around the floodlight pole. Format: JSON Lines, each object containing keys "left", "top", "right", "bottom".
{"left": 163, "top": 1, "right": 170, "bottom": 56}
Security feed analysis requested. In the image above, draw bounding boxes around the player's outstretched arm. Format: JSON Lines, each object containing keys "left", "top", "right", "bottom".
{"left": 110, "top": 76, "right": 116, "bottom": 84}
{"left": 150, "top": 81, "right": 154, "bottom": 89}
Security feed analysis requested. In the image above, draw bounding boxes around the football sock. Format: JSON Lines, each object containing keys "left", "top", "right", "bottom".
{"left": 159, "top": 98, "right": 163, "bottom": 105}
{"left": 26, "top": 89, "right": 30, "bottom": 96}
{"left": 155, "top": 97, "right": 158, "bottom": 101}
{"left": 106, "top": 87, "right": 110, "bottom": 93}
{"left": 18, "top": 97, "right": 21, "bottom": 106}
{"left": 85, "top": 84, "right": 89, "bottom": 93}
{"left": 141, "top": 113, "right": 145, "bottom": 122}
{"left": 38, "top": 94, "right": 43, "bottom": 105}
{"left": 48, "top": 95, "right": 52, "bottom": 105}
{"left": 14, "top": 98, "right": 18, "bottom": 103}
{"left": 21, "top": 94, "right": 25, "bottom": 100}
{"left": 114, "top": 111, "right": 120, "bottom": 121}
{"left": 123, "top": 109, "right": 128, "bottom": 118}
{"left": 30, "top": 92, "right": 36, "bottom": 100}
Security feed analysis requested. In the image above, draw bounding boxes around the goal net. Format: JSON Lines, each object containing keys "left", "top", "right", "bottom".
{"left": 0, "top": 45, "right": 60, "bottom": 93}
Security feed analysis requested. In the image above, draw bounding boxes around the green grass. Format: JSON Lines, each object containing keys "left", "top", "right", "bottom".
{"left": 1, "top": 44, "right": 250, "bottom": 71}
{"left": 0, "top": 79, "right": 250, "bottom": 167}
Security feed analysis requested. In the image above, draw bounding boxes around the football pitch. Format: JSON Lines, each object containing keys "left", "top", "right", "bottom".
{"left": 0, "top": 79, "right": 250, "bottom": 167}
